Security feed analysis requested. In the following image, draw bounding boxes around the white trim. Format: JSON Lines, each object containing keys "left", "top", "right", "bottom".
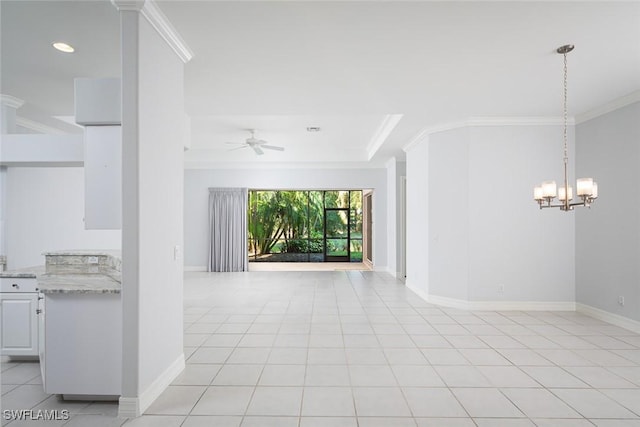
{"left": 402, "top": 121, "right": 465, "bottom": 153}
{"left": 184, "top": 265, "right": 207, "bottom": 272}
{"left": 403, "top": 116, "right": 574, "bottom": 153}
{"left": 466, "top": 116, "right": 572, "bottom": 127}
{"left": 118, "top": 353, "right": 185, "bottom": 418}
{"left": 111, "top": 0, "right": 193, "bottom": 63}
{"left": 576, "top": 303, "right": 640, "bottom": 334}
{"left": 1, "top": 94, "right": 25, "bottom": 109}
{"left": 183, "top": 160, "right": 386, "bottom": 170}
{"left": 373, "top": 265, "right": 388, "bottom": 273}
{"left": 116, "top": 398, "right": 139, "bottom": 418}
{"left": 406, "top": 279, "right": 428, "bottom": 301}
{"left": 14, "top": 117, "right": 68, "bottom": 135}
{"left": 575, "top": 90, "right": 640, "bottom": 124}
{"left": 405, "top": 283, "right": 575, "bottom": 311}
{"left": 140, "top": 1, "right": 194, "bottom": 64}
{"left": 111, "top": 0, "right": 144, "bottom": 12}
{"left": 366, "top": 114, "right": 403, "bottom": 160}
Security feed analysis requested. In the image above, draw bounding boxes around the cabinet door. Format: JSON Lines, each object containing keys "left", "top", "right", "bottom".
{"left": 0, "top": 293, "right": 38, "bottom": 356}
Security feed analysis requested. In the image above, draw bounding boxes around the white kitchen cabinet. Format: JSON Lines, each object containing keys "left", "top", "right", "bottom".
{"left": 0, "top": 277, "right": 39, "bottom": 356}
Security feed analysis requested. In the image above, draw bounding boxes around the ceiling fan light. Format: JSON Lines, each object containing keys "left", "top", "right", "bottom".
{"left": 52, "top": 42, "right": 75, "bottom": 53}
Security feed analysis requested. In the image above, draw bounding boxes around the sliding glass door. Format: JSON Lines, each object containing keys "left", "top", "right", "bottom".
{"left": 248, "top": 189, "right": 364, "bottom": 263}
{"left": 324, "top": 208, "right": 349, "bottom": 262}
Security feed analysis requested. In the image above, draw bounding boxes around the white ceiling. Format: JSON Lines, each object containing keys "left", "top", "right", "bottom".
{"left": 2, "top": 1, "right": 640, "bottom": 166}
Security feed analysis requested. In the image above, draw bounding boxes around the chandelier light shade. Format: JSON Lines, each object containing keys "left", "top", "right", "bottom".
{"left": 534, "top": 44, "right": 598, "bottom": 211}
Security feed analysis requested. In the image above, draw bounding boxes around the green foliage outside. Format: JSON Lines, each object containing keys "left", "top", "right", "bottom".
{"left": 249, "top": 190, "right": 363, "bottom": 262}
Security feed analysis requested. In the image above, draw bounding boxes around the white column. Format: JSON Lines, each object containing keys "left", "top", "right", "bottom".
{"left": 404, "top": 137, "right": 430, "bottom": 298}
{"left": 386, "top": 157, "right": 398, "bottom": 276}
{"left": 112, "top": 0, "right": 192, "bottom": 417}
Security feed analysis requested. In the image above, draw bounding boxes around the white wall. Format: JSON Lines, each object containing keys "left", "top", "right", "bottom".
{"left": 4, "top": 167, "right": 121, "bottom": 269}
{"left": 576, "top": 102, "right": 640, "bottom": 322}
{"left": 467, "top": 126, "right": 574, "bottom": 302}
{"left": 405, "top": 139, "right": 429, "bottom": 296}
{"left": 406, "top": 123, "right": 576, "bottom": 304}
{"left": 184, "top": 167, "right": 387, "bottom": 270}
{"left": 119, "top": 8, "right": 185, "bottom": 415}
{"left": 386, "top": 158, "right": 407, "bottom": 278}
{"left": 386, "top": 158, "right": 397, "bottom": 276}
{"left": 428, "top": 127, "right": 470, "bottom": 300}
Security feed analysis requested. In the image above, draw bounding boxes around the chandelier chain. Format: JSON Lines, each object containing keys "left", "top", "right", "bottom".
{"left": 563, "top": 51, "right": 568, "bottom": 166}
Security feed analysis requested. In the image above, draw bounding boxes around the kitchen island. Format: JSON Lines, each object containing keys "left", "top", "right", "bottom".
{"left": 38, "top": 250, "right": 122, "bottom": 400}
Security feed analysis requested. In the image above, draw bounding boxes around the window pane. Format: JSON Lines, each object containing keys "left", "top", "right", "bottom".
{"left": 326, "top": 239, "right": 348, "bottom": 257}
{"left": 325, "top": 210, "right": 348, "bottom": 238}
{"left": 324, "top": 190, "right": 349, "bottom": 208}
{"left": 350, "top": 240, "right": 363, "bottom": 262}
{"left": 308, "top": 191, "right": 324, "bottom": 239}
{"left": 280, "top": 191, "right": 309, "bottom": 239}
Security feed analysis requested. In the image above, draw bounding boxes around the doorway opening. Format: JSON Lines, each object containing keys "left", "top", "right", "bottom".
{"left": 248, "top": 189, "right": 369, "bottom": 264}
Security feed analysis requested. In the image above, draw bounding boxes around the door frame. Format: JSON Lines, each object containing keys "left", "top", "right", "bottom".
{"left": 362, "top": 190, "right": 373, "bottom": 267}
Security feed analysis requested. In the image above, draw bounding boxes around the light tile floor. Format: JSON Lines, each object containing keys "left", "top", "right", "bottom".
{"left": 2, "top": 270, "right": 640, "bottom": 426}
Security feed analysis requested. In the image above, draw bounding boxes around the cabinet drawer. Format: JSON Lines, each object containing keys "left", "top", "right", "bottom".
{"left": 1, "top": 278, "right": 38, "bottom": 293}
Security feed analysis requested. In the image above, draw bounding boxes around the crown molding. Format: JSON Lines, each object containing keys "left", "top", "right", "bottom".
{"left": 111, "top": 0, "right": 145, "bottom": 11}
{"left": 575, "top": 90, "right": 640, "bottom": 125}
{"left": 366, "top": 114, "right": 403, "bottom": 160}
{"left": 140, "top": 1, "right": 194, "bottom": 64}
{"left": 111, "top": 0, "right": 193, "bottom": 63}
{"left": 402, "top": 120, "right": 465, "bottom": 153}
{"left": 466, "top": 116, "right": 573, "bottom": 126}
{"left": 183, "top": 160, "right": 385, "bottom": 170}
{"left": 1, "top": 94, "right": 25, "bottom": 109}
{"left": 402, "top": 116, "right": 576, "bottom": 153}
{"left": 15, "top": 116, "right": 68, "bottom": 135}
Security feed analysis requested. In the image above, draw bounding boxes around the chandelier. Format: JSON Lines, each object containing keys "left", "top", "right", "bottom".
{"left": 533, "top": 44, "right": 598, "bottom": 211}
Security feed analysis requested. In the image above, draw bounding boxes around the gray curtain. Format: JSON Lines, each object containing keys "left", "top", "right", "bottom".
{"left": 208, "top": 188, "right": 249, "bottom": 272}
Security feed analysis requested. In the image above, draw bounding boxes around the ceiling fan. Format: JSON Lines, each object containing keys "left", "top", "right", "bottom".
{"left": 226, "top": 129, "right": 285, "bottom": 155}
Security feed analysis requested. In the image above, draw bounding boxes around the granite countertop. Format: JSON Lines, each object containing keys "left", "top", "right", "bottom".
{"left": 38, "top": 273, "right": 121, "bottom": 294}
{"left": 0, "top": 266, "right": 45, "bottom": 279}
{"left": 42, "top": 249, "right": 122, "bottom": 257}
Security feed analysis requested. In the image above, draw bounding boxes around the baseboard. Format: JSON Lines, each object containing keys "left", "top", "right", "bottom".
{"left": 373, "top": 265, "right": 388, "bottom": 273}
{"left": 118, "top": 353, "right": 185, "bottom": 418}
{"left": 184, "top": 265, "right": 207, "bottom": 272}
{"left": 576, "top": 303, "right": 640, "bottom": 334}
{"left": 405, "top": 283, "right": 575, "bottom": 311}
{"left": 405, "top": 280, "right": 428, "bottom": 301}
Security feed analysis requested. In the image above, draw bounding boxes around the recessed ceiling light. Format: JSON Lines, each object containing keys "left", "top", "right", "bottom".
{"left": 52, "top": 42, "right": 75, "bottom": 53}
{"left": 306, "top": 127, "right": 321, "bottom": 132}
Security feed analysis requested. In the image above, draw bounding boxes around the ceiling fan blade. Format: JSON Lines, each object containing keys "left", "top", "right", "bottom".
{"left": 256, "top": 139, "right": 268, "bottom": 145}
{"left": 262, "top": 145, "right": 285, "bottom": 151}
{"left": 228, "top": 145, "right": 248, "bottom": 151}
{"left": 251, "top": 145, "right": 264, "bottom": 155}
